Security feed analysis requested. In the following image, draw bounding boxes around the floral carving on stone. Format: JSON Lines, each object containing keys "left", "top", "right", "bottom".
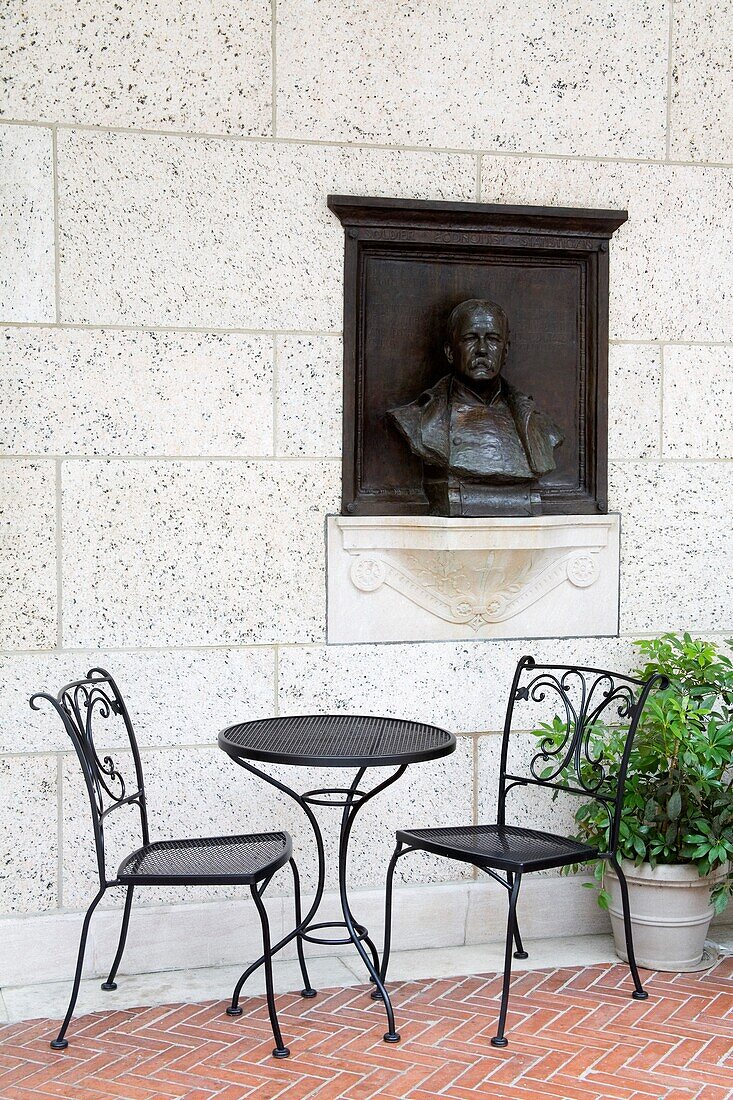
{"left": 566, "top": 551, "right": 600, "bottom": 588}
{"left": 329, "top": 515, "right": 620, "bottom": 643}
{"left": 349, "top": 557, "right": 387, "bottom": 592}
{"left": 348, "top": 546, "right": 601, "bottom": 632}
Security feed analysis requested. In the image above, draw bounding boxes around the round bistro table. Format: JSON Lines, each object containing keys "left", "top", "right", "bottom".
{"left": 218, "top": 713, "right": 455, "bottom": 1042}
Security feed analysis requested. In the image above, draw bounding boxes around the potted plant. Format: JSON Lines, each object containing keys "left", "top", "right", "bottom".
{"left": 539, "top": 634, "right": 733, "bottom": 971}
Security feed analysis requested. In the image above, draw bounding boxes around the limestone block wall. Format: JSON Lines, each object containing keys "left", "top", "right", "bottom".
{"left": 1, "top": 2, "right": 732, "bottom": 968}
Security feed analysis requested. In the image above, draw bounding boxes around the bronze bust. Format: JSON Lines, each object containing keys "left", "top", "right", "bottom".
{"left": 388, "top": 299, "right": 564, "bottom": 516}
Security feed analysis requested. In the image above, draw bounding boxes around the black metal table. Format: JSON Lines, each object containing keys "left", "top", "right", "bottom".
{"left": 218, "top": 713, "right": 455, "bottom": 1042}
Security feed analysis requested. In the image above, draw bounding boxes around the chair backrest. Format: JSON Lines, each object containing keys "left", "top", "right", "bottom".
{"left": 30, "top": 668, "right": 149, "bottom": 886}
{"left": 498, "top": 656, "right": 668, "bottom": 855}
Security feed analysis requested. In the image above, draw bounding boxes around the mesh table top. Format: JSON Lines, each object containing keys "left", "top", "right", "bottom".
{"left": 218, "top": 714, "right": 456, "bottom": 767}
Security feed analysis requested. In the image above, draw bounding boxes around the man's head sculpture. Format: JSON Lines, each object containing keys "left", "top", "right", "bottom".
{"left": 444, "top": 299, "right": 509, "bottom": 388}
{"left": 387, "top": 297, "right": 564, "bottom": 517}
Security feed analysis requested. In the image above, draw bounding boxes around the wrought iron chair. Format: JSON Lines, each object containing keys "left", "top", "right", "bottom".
{"left": 379, "top": 657, "right": 668, "bottom": 1048}
{"left": 31, "top": 668, "right": 313, "bottom": 1058}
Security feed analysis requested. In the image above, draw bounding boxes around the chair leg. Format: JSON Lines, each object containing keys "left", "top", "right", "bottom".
{"left": 491, "top": 873, "right": 522, "bottom": 1048}
{"left": 51, "top": 888, "right": 105, "bottom": 1050}
{"left": 250, "top": 883, "right": 290, "bottom": 1059}
{"left": 377, "top": 842, "right": 402, "bottom": 992}
{"left": 610, "top": 856, "right": 648, "bottom": 1000}
{"left": 101, "top": 885, "right": 134, "bottom": 991}
{"left": 507, "top": 872, "right": 528, "bottom": 960}
{"left": 290, "top": 858, "right": 316, "bottom": 999}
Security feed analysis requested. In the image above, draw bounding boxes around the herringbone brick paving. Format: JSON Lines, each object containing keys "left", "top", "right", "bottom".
{"left": 1, "top": 960, "right": 731, "bottom": 1100}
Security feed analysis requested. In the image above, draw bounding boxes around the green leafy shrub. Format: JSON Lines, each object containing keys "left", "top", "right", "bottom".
{"left": 533, "top": 634, "right": 733, "bottom": 913}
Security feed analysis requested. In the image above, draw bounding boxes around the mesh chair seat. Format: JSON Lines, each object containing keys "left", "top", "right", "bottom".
{"left": 396, "top": 823, "right": 598, "bottom": 873}
{"left": 117, "top": 831, "right": 292, "bottom": 885}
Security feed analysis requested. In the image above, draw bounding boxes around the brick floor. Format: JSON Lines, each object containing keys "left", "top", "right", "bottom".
{"left": 1, "top": 960, "right": 731, "bottom": 1100}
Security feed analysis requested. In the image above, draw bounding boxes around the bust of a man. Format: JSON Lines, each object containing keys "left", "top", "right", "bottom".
{"left": 388, "top": 299, "right": 564, "bottom": 516}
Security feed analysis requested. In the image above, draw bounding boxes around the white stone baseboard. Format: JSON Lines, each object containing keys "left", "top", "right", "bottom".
{"left": 0, "top": 876, "right": 610, "bottom": 988}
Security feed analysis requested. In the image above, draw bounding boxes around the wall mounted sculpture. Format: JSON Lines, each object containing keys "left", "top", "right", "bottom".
{"left": 329, "top": 196, "right": 627, "bottom": 518}
{"left": 388, "top": 297, "right": 564, "bottom": 516}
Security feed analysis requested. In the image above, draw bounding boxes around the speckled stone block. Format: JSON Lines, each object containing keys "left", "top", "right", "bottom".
{"left": 0, "top": 755, "right": 57, "bottom": 914}
{"left": 663, "top": 347, "right": 733, "bottom": 459}
{"left": 0, "top": 126, "right": 55, "bottom": 323}
{"left": 609, "top": 462, "right": 733, "bottom": 634}
{"left": 61, "top": 459, "right": 339, "bottom": 647}
{"left": 276, "top": 335, "right": 342, "bottom": 457}
{"left": 278, "top": 637, "right": 642, "bottom": 736}
{"left": 0, "top": 1, "right": 272, "bottom": 136}
{"left": 480, "top": 157, "right": 733, "bottom": 342}
{"left": 0, "top": 461, "right": 56, "bottom": 649}
{"left": 0, "top": 648, "right": 276, "bottom": 755}
{"left": 277, "top": 0, "right": 667, "bottom": 158}
{"left": 670, "top": 3, "right": 733, "bottom": 163}
{"left": 56, "top": 131, "right": 475, "bottom": 329}
{"left": 477, "top": 733, "right": 578, "bottom": 840}
{"left": 0, "top": 328, "right": 273, "bottom": 456}
{"left": 608, "top": 344, "right": 661, "bottom": 460}
{"left": 61, "top": 745, "right": 287, "bottom": 909}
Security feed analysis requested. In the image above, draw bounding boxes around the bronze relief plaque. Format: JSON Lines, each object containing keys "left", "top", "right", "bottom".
{"left": 328, "top": 196, "right": 627, "bottom": 517}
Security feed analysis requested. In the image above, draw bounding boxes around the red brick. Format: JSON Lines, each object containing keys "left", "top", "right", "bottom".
{"left": 1, "top": 959, "right": 732, "bottom": 1100}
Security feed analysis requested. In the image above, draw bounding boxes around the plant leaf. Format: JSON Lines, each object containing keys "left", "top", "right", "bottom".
{"left": 668, "top": 790, "right": 682, "bottom": 821}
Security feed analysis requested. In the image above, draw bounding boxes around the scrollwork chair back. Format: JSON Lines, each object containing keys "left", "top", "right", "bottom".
{"left": 30, "top": 668, "right": 149, "bottom": 887}
{"left": 498, "top": 656, "right": 668, "bottom": 856}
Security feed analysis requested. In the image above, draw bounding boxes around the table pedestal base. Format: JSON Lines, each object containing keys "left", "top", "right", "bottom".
{"left": 225, "top": 763, "right": 408, "bottom": 1043}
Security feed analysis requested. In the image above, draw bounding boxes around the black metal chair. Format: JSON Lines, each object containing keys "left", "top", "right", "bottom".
{"left": 31, "top": 668, "right": 313, "bottom": 1058}
{"left": 379, "top": 656, "right": 668, "bottom": 1048}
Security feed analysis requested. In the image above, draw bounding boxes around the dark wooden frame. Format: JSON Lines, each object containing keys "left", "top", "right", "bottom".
{"left": 328, "top": 196, "right": 627, "bottom": 516}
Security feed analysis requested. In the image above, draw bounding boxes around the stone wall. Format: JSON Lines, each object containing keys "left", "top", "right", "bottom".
{"left": 1, "top": 2, "right": 731, "bottom": 968}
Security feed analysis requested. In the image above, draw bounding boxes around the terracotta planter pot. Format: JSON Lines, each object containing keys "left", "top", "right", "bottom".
{"left": 605, "top": 860, "right": 728, "bottom": 972}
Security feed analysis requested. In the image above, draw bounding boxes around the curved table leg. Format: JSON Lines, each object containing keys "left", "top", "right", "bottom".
{"left": 337, "top": 766, "right": 407, "bottom": 1043}
{"left": 225, "top": 755, "right": 408, "bottom": 1044}
{"left": 341, "top": 894, "right": 381, "bottom": 979}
